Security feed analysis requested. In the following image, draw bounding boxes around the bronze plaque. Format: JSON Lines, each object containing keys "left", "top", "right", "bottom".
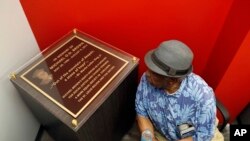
{"left": 20, "top": 33, "right": 128, "bottom": 118}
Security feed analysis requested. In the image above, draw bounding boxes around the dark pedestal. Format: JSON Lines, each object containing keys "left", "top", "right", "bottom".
{"left": 11, "top": 29, "right": 139, "bottom": 141}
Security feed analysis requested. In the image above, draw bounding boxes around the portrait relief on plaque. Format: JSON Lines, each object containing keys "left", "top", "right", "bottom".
{"left": 32, "top": 68, "right": 53, "bottom": 85}
{"left": 20, "top": 33, "right": 129, "bottom": 118}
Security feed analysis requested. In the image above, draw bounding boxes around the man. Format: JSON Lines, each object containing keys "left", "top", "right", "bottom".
{"left": 135, "top": 40, "right": 224, "bottom": 141}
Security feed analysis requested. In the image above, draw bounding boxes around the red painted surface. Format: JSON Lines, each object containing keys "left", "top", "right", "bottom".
{"left": 215, "top": 30, "right": 250, "bottom": 122}
{"left": 203, "top": 0, "right": 250, "bottom": 89}
{"left": 20, "top": 0, "right": 233, "bottom": 76}
{"left": 202, "top": 0, "right": 250, "bottom": 121}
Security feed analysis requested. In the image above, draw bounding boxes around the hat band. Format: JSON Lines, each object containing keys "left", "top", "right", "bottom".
{"left": 151, "top": 52, "right": 191, "bottom": 76}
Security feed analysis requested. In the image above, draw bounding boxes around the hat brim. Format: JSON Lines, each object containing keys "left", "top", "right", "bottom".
{"left": 144, "top": 50, "right": 193, "bottom": 78}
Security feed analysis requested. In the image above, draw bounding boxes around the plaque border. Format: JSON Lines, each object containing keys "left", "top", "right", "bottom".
{"left": 20, "top": 35, "right": 129, "bottom": 118}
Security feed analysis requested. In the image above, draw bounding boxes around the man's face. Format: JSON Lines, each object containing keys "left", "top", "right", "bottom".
{"left": 146, "top": 70, "right": 167, "bottom": 88}
{"left": 146, "top": 70, "right": 181, "bottom": 89}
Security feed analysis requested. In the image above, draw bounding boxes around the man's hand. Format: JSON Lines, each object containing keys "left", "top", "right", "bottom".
{"left": 137, "top": 115, "right": 157, "bottom": 140}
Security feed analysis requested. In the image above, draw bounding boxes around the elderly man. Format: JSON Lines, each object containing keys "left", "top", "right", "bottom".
{"left": 135, "top": 40, "right": 224, "bottom": 141}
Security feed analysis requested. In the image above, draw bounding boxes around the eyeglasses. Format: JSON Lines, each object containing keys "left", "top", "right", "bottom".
{"left": 147, "top": 70, "right": 181, "bottom": 82}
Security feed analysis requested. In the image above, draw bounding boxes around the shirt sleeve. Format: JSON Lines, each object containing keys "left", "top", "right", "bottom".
{"left": 193, "top": 86, "right": 217, "bottom": 141}
{"left": 135, "top": 74, "right": 149, "bottom": 117}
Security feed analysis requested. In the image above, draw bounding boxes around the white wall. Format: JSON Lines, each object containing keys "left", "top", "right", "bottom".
{"left": 0, "top": 0, "right": 40, "bottom": 141}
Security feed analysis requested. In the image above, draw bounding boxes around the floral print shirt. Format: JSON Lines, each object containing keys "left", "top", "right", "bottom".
{"left": 135, "top": 73, "right": 216, "bottom": 141}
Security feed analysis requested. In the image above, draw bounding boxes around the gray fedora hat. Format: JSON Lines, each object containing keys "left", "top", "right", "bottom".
{"left": 145, "top": 40, "right": 193, "bottom": 77}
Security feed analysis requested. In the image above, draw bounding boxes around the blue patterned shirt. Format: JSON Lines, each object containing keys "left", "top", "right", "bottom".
{"left": 135, "top": 73, "right": 216, "bottom": 141}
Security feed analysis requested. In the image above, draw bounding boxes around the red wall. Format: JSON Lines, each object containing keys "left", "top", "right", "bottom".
{"left": 202, "top": 0, "right": 250, "bottom": 121}
{"left": 203, "top": 0, "right": 250, "bottom": 89}
{"left": 216, "top": 30, "right": 250, "bottom": 122}
{"left": 20, "top": 0, "right": 233, "bottom": 76}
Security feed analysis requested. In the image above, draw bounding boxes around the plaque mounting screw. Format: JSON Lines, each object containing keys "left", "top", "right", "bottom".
{"left": 9, "top": 72, "right": 16, "bottom": 80}
{"left": 132, "top": 57, "right": 137, "bottom": 63}
{"left": 72, "top": 119, "right": 78, "bottom": 127}
{"left": 73, "top": 29, "right": 77, "bottom": 34}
